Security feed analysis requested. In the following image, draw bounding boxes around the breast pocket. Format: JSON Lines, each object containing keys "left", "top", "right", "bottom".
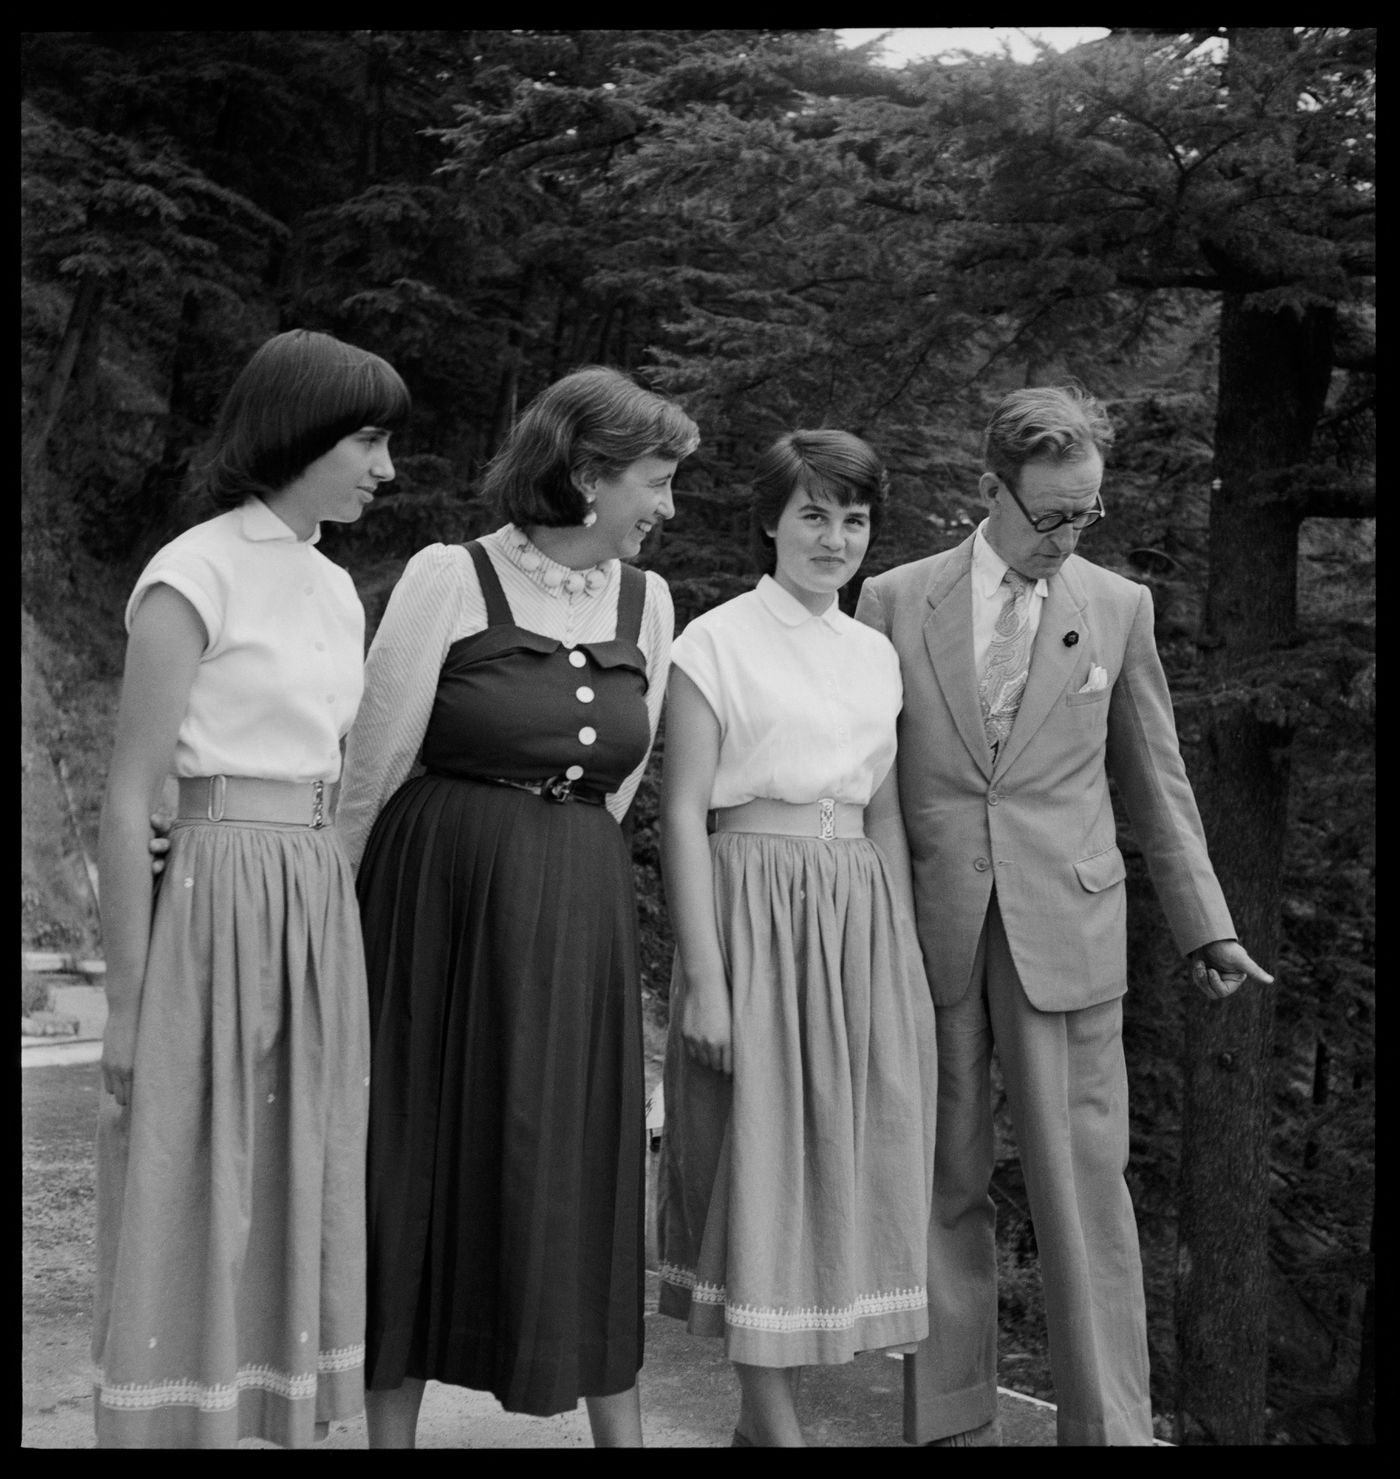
{"left": 1065, "top": 687, "right": 1111, "bottom": 709}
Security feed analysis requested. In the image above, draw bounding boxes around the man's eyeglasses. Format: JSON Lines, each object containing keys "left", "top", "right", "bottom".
{"left": 999, "top": 478, "right": 1106, "bottom": 534}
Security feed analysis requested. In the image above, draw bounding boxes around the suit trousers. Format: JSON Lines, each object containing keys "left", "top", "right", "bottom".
{"left": 903, "top": 893, "right": 1154, "bottom": 1445}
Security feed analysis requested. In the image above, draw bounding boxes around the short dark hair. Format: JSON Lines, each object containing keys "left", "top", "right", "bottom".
{"left": 749, "top": 429, "right": 888, "bottom": 575}
{"left": 201, "top": 330, "right": 411, "bottom": 512}
{"left": 482, "top": 365, "right": 700, "bottom": 528}
{"left": 982, "top": 382, "right": 1114, "bottom": 493}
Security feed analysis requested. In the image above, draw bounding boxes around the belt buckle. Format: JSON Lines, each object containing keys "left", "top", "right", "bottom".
{"left": 543, "top": 776, "right": 574, "bottom": 804}
{"left": 207, "top": 774, "right": 227, "bottom": 822}
{"left": 818, "top": 797, "right": 836, "bottom": 841}
{"left": 311, "top": 779, "right": 325, "bottom": 828}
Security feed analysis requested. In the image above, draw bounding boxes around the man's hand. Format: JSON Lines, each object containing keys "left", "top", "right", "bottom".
{"left": 1190, "top": 939, "right": 1274, "bottom": 1000}
{"left": 149, "top": 812, "right": 171, "bottom": 876}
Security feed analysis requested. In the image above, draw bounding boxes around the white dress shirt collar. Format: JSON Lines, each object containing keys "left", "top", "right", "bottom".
{"left": 972, "top": 520, "right": 1047, "bottom": 600}
{"left": 755, "top": 573, "right": 848, "bottom": 632}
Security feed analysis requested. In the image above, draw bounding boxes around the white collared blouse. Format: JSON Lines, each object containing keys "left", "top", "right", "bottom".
{"left": 672, "top": 574, "right": 903, "bottom": 810}
{"left": 124, "top": 497, "right": 365, "bottom": 783}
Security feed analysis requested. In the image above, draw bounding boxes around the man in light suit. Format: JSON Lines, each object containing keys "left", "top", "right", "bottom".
{"left": 857, "top": 385, "right": 1271, "bottom": 1446}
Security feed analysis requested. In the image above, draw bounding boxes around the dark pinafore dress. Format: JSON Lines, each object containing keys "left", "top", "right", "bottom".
{"left": 356, "top": 541, "right": 651, "bottom": 1417}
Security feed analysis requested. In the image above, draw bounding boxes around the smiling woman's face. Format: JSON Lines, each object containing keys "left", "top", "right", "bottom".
{"left": 580, "top": 455, "right": 678, "bottom": 560}
{"left": 767, "top": 486, "right": 871, "bottom": 613}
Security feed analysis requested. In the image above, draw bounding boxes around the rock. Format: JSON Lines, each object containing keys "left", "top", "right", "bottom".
{"left": 21, "top": 1013, "right": 80, "bottom": 1038}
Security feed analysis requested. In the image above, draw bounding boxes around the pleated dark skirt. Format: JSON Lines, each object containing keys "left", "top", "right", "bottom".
{"left": 357, "top": 772, "right": 645, "bottom": 1417}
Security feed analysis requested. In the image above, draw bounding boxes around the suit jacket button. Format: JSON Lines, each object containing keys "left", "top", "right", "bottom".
{"left": 987, "top": 791, "right": 1000, "bottom": 805}
{"left": 974, "top": 857, "right": 991, "bottom": 872}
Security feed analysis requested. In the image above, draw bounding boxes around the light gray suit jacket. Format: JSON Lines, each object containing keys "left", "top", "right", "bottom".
{"left": 857, "top": 536, "right": 1234, "bottom": 1011}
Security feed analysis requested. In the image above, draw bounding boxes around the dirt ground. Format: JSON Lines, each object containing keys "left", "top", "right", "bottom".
{"left": 22, "top": 1063, "right": 104, "bottom": 1446}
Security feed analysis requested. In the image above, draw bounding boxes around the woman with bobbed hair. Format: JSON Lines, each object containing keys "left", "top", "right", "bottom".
{"left": 93, "top": 328, "right": 408, "bottom": 1447}
{"left": 657, "top": 429, "right": 937, "bottom": 1446}
{"left": 337, "top": 364, "right": 699, "bottom": 1447}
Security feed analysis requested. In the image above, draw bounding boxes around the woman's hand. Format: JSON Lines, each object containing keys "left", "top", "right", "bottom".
{"left": 149, "top": 813, "right": 171, "bottom": 876}
{"left": 100, "top": 1002, "right": 139, "bottom": 1107}
{"left": 680, "top": 983, "right": 733, "bottom": 1076}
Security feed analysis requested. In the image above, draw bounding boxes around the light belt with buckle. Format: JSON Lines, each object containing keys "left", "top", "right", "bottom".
{"left": 712, "top": 797, "right": 866, "bottom": 840}
{"left": 176, "top": 775, "right": 336, "bottom": 828}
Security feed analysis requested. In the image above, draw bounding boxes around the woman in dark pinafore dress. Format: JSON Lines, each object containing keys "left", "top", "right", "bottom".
{"left": 336, "top": 367, "right": 699, "bottom": 1447}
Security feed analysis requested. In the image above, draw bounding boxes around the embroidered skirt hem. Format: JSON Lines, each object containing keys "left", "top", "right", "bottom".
{"left": 656, "top": 1271, "right": 929, "bottom": 1366}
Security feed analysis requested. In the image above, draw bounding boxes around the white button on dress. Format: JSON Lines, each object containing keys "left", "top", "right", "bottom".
{"left": 579, "top": 726, "right": 597, "bottom": 746}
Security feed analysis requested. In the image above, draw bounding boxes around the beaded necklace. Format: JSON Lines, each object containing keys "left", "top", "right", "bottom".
{"left": 507, "top": 526, "right": 611, "bottom": 596}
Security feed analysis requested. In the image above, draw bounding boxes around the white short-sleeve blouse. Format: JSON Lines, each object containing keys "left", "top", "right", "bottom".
{"left": 673, "top": 575, "right": 902, "bottom": 810}
{"left": 125, "top": 498, "right": 365, "bottom": 783}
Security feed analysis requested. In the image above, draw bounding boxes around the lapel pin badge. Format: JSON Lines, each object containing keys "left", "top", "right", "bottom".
{"left": 1063, "top": 631, "right": 1079, "bottom": 647}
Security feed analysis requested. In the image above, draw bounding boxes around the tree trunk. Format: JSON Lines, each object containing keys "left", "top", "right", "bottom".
{"left": 1173, "top": 290, "right": 1333, "bottom": 1444}
{"left": 488, "top": 267, "right": 535, "bottom": 455}
{"left": 1352, "top": 1188, "right": 1375, "bottom": 1442}
{"left": 25, "top": 273, "right": 105, "bottom": 473}
{"left": 358, "top": 31, "right": 388, "bottom": 192}
{"left": 131, "top": 289, "right": 202, "bottom": 556}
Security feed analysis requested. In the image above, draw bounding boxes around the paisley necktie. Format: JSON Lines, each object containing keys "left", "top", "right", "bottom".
{"left": 980, "top": 569, "right": 1034, "bottom": 760}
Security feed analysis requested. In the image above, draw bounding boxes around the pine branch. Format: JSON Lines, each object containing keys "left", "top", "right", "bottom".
{"left": 1237, "top": 467, "right": 1377, "bottom": 518}
{"left": 1117, "top": 270, "right": 1227, "bottom": 291}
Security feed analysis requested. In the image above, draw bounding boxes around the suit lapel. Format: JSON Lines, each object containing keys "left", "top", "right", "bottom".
{"left": 994, "top": 560, "right": 1089, "bottom": 777}
{"left": 920, "top": 539, "right": 993, "bottom": 777}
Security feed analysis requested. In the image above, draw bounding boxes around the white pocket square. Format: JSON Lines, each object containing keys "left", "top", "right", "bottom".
{"left": 1077, "top": 665, "right": 1108, "bottom": 693}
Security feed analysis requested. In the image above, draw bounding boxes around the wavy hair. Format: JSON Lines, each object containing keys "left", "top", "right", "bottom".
{"left": 200, "top": 330, "right": 410, "bottom": 512}
{"left": 482, "top": 365, "right": 700, "bottom": 527}
{"left": 749, "top": 429, "right": 889, "bottom": 575}
{"left": 982, "top": 381, "right": 1115, "bottom": 493}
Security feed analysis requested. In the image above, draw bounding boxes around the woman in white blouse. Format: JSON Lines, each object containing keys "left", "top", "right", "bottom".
{"left": 656, "top": 430, "right": 937, "bottom": 1446}
{"left": 337, "top": 366, "right": 698, "bottom": 1447}
{"left": 92, "top": 330, "right": 407, "bottom": 1447}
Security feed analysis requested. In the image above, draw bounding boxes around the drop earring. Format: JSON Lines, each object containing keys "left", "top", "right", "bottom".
{"left": 581, "top": 493, "right": 598, "bottom": 528}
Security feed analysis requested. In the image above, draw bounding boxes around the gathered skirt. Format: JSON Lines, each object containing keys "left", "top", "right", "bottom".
{"left": 657, "top": 831, "right": 937, "bottom": 1366}
{"left": 357, "top": 773, "right": 645, "bottom": 1417}
{"left": 92, "top": 818, "right": 370, "bottom": 1448}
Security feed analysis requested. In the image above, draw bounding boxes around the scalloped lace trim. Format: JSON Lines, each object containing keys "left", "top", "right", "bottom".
{"left": 659, "top": 1262, "right": 926, "bottom": 1332}
{"left": 94, "top": 1343, "right": 364, "bottom": 1412}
